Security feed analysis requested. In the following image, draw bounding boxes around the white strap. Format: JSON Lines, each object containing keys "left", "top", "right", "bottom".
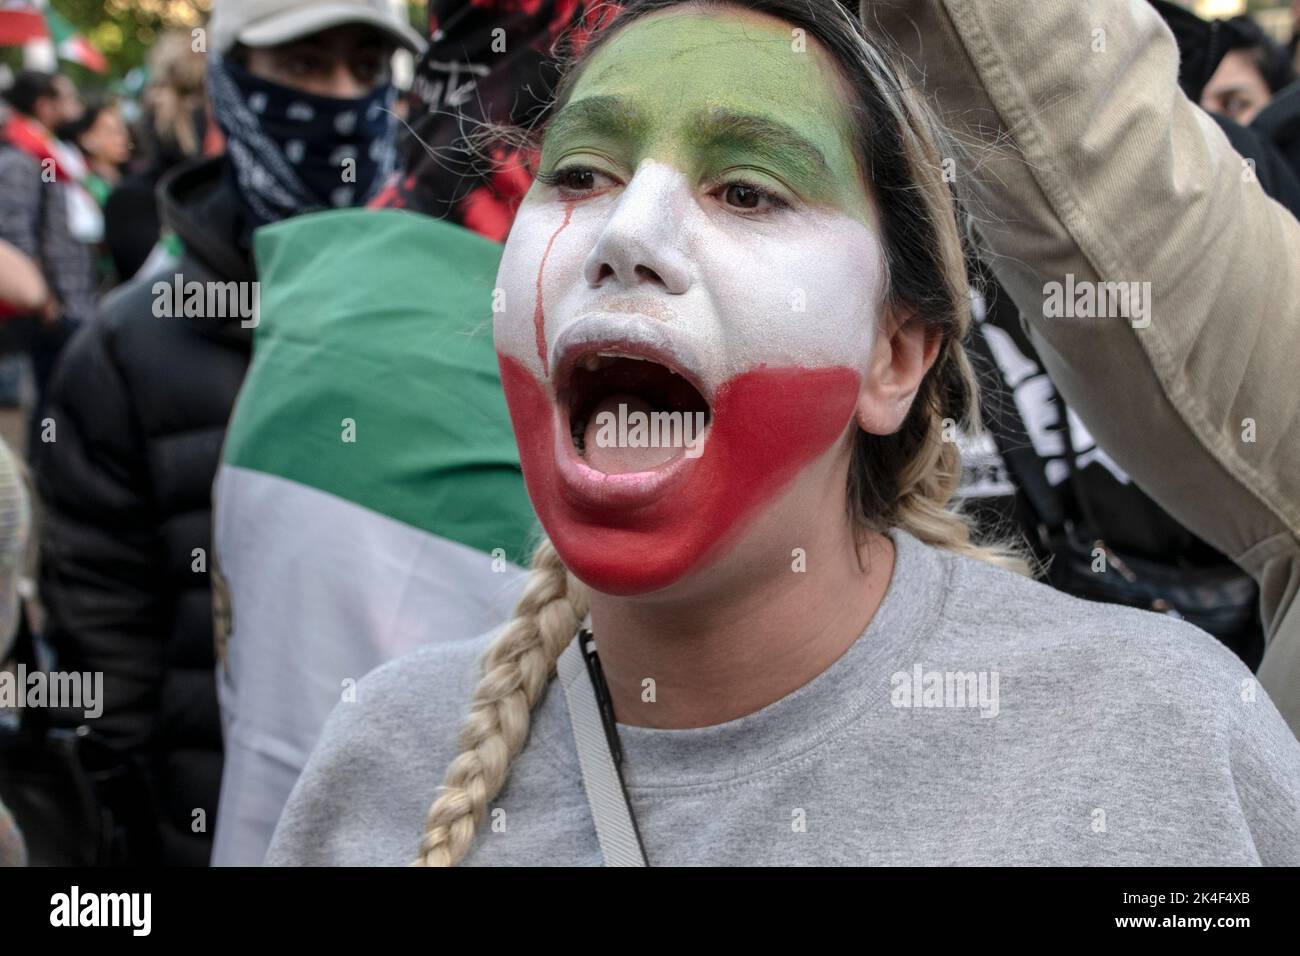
{"left": 557, "top": 636, "right": 647, "bottom": 867}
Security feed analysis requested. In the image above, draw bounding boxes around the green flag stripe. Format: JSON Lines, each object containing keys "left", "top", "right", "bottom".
{"left": 224, "top": 208, "right": 537, "bottom": 565}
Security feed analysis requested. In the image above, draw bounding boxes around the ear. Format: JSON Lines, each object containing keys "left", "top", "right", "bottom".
{"left": 856, "top": 306, "right": 942, "bottom": 436}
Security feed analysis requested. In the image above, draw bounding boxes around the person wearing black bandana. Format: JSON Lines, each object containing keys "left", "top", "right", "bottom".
{"left": 30, "top": 0, "right": 423, "bottom": 867}
{"left": 207, "top": 2, "right": 422, "bottom": 238}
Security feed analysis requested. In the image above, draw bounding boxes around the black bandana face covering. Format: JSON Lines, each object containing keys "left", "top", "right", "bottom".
{"left": 207, "top": 50, "right": 397, "bottom": 228}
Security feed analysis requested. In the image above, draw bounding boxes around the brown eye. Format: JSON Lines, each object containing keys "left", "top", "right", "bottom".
{"left": 562, "top": 168, "right": 596, "bottom": 190}
{"left": 725, "top": 183, "right": 763, "bottom": 209}
{"left": 1225, "top": 94, "right": 1254, "bottom": 122}
{"left": 541, "top": 164, "right": 616, "bottom": 197}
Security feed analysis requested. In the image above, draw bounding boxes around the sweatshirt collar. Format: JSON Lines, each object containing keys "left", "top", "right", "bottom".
{"left": 536, "top": 528, "right": 949, "bottom": 790}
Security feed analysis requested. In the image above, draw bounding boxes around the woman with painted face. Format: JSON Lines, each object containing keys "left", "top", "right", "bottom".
{"left": 32, "top": 0, "right": 423, "bottom": 866}
{"left": 267, "top": 0, "right": 1300, "bottom": 867}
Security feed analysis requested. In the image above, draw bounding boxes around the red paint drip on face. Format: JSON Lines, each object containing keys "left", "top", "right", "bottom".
{"left": 498, "top": 354, "right": 861, "bottom": 595}
{"left": 532, "top": 204, "right": 574, "bottom": 375}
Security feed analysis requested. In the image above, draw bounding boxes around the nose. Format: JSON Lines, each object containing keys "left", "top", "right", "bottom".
{"left": 582, "top": 162, "right": 693, "bottom": 295}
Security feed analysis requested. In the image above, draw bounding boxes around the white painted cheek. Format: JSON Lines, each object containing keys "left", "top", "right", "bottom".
{"left": 493, "top": 203, "right": 548, "bottom": 371}
{"left": 787, "top": 213, "right": 884, "bottom": 368}
{"left": 493, "top": 199, "right": 604, "bottom": 381}
{"left": 701, "top": 210, "right": 885, "bottom": 378}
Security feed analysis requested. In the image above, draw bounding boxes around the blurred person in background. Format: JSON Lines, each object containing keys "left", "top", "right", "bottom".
{"left": 1252, "top": 13, "right": 1300, "bottom": 191}
{"left": 105, "top": 31, "right": 211, "bottom": 283}
{"left": 1201, "top": 14, "right": 1296, "bottom": 126}
{"left": 59, "top": 99, "right": 133, "bottom": 290}
{"left": 1154, "top": 3, "right": 1300, "bottom": 205}
{"left": 372, "top": 0, "right": 617, "bottom": 236}
{"left": 138, "top": 30, "right": 210, "bottom": 172}
{"left": 0, "top": 71, "right": 97, "bottom": 449}
{"left": 1, "top": 74, "right": 103, "bottom": 250}
{"left": 33, "top": 0, "right": 422, "bottom": 866}
{"left": 58, "top": 99, "right": 131, "bottom": 209}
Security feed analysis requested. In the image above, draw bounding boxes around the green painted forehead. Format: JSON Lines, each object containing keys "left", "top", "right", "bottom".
{"left": 539, "top": 7, "right": 875, "bottom": 223}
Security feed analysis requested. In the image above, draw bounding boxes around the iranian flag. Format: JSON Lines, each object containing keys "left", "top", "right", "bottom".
{"left": 0, "top": 1, "right": 45, "bottom": 45}
{"left": 0, "top": 3, "right": 107, "bottom": 72}
{"left": 44, "top": 7, "right": 106, "bottom": 72}
{"left": 211, "top": 208, "right": 537, "bottom": 866}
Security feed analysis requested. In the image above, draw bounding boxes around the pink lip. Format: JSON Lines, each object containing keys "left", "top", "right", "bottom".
{"left": 552, "top": 406, "right": 705, "bottom": 513}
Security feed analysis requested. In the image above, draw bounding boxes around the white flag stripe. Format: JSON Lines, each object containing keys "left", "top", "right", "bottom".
{"left": 211, "top": 464, "right": 526, "bottom": 865}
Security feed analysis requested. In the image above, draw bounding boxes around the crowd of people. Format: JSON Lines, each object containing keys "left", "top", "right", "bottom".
{"left": 0, "top": 0, "right": 1299, "bottom": 868}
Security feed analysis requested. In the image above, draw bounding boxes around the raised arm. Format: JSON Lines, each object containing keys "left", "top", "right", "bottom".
{"left": 863, "top": 0, "right": 1300, "bottom": 733}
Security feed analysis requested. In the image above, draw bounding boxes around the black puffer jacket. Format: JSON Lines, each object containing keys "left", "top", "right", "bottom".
{"left": 35, "top": 157, "right": 252, "bottom": 866}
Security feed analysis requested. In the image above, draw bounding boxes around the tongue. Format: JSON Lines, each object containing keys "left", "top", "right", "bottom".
{"left": 583, "top": 393, "right": 683, "bottom": 474}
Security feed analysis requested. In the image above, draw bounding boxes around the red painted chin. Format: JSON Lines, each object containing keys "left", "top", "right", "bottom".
{"left": 498, "top": 355, "right": 861, "bottom": 596}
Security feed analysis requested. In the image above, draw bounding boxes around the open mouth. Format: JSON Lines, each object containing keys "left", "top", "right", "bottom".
{"left": 561, "top": 350, "right": 711, "bottom": 475}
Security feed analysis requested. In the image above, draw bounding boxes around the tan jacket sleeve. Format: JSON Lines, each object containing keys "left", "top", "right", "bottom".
{"left": 861, "top": 0, "right": 1300, "bottom": 733}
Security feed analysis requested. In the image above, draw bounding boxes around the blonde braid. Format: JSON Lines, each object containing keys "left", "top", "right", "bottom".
{"left": 413, "top": 538, "right": 588, "bottom": 866}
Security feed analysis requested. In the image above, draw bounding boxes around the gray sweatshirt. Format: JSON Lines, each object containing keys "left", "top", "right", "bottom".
{"left": 266, "top": 530, "right": 1300, "bottom": 866}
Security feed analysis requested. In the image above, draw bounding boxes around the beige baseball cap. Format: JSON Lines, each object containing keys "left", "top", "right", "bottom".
{"left": 210, "top": 0, "right": 426, "bottom": 56}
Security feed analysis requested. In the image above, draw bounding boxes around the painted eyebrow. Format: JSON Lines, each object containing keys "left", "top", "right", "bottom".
{"left": 542, "top": 97, "right": 833, "bottom": 190}
{"left": 543, "top": 95, "right": 651, "bottom": 153}
{"left": 686, "top": 107, "right": 831, "bottom": 179}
